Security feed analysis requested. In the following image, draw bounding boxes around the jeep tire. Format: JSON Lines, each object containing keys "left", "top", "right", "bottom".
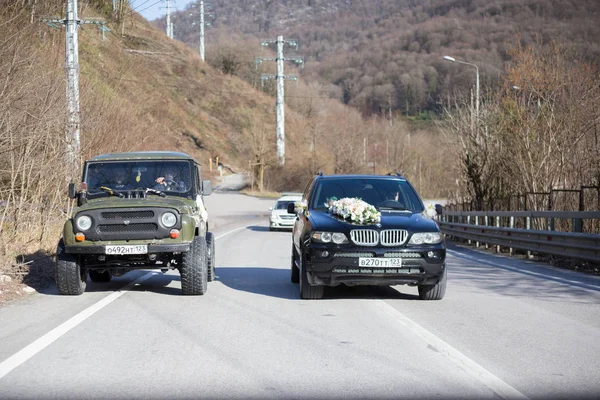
{"left": 180, "top": 236, "right": 208, "bottom": 295}
{"left": 418, "top": 268, "right": 447, "bottom": 300}
{"left": 89, "top": 270, "right": 112, "bottom": 283}
{"left": 56, "top": 239, "right": 87, "bottom": 295}
{"left": 206, "top": 231, "right": 215, "bottom": 282}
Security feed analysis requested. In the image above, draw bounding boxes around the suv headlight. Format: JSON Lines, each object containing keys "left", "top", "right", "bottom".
{"left": 311, "top": 231, "right": 349, "bottom": 244}
{"left": 161, "top": 212, "right": 177, "bottom": 228}
{"left": 76, "top": 215, "right": 92, "bottom": 231}
{"left": 409, "top": 232, "right": 442, "bottom": 245}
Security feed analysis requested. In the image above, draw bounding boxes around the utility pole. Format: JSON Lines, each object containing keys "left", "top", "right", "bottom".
{"left": 190, "top": 1, "right": 213, "bottom": 61}
{"left": 165, "top": 0, "right": 172, "bottom": 39}
{"left": 256, "top": 37, "right": 304, "bottom": 166}
{"left": 41, "top": 0, "right": 104, "bottom": 178}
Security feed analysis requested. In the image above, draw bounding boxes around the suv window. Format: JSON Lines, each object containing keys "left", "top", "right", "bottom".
{"left": 85, "top": 160, "right": 193, "bottom": 196}
{"left": 310, "top": 178, "right": 424, "bottom": 213}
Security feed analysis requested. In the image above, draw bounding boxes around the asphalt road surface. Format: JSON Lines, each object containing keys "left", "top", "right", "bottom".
{"left": 1, "top": 192, "right": 599, "bottom": 399}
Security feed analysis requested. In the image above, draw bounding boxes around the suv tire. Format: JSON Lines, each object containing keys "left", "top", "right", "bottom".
{"left": 206, "top": 232, "right": 215, "bottom": 282}
{"left": 180, "top": 236, "right": 208, "bottom": 295}
{"left": 290, "top": 246, "right": 299, "bottom": 283}
{"left": 418, "top": 269, "right": 447, "bottom": 300}
{"left": 89, "top": 270, "right": 112, "bottom": 282}
{"left": 55, "top": 239, "right": 87, "bottom": 295}
{"left": 299, "top": 252, "right": 324, "bottom": 300}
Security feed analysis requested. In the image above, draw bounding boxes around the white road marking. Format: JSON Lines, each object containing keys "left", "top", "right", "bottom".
{"left": 374, "top": 300, "right": 529, "bottom": 399}
{"left": 448, "top": 249, "right": 600, "bottom": 292}
{"left": 0, "top": 225, "right": 247, "bottom": 381}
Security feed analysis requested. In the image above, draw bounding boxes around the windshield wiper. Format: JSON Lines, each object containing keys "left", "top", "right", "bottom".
{"left": 145, "top": 188, "right": 166, "bottom": 197}
{"left": 99, "top": 186, "right": 124, "bottom": 198}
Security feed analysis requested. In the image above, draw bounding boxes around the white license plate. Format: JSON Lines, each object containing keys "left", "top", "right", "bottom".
{"left": 105, "top": 245, "right": 148, "bottom": 255}
{"left": 358, "top": 257, "right": 402, "bottom": 267}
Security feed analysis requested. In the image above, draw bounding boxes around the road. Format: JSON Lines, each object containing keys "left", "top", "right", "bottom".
{"left": 1, "top": 192, "right": 599, "bottom": 399}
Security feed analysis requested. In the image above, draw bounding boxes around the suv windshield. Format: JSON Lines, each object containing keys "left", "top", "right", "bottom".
{"left": 310, "top": 178, "right": 424, "bottom": 213}
{"left": 84, "top": 160, "right": 193, "bottom": 196}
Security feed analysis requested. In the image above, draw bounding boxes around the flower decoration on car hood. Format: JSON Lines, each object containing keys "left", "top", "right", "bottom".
{"left": 328, "top": 197, "right": 381, "bottom": 225}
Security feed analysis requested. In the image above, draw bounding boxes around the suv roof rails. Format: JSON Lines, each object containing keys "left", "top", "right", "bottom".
{"left": 386, "top": 171, "right": 404, "bottom": 178}
{"left": 316, "top": 171, "right": 324, "bottom": 176}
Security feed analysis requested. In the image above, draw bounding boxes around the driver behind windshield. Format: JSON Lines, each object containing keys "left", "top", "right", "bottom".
{"left": 154, "top": 167, "right": 187, "bottom": 192}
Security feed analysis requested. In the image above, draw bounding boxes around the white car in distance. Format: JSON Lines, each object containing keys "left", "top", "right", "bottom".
{"left": 269, "top": 193, "right": 302, "bottom": 231}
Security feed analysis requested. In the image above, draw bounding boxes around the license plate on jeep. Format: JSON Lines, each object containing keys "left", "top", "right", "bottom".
{"left": 358, "top": 257, "right": 402, "bottom": 267}
{"left": 105, "top": 245, "right": 148, "bottom": 255}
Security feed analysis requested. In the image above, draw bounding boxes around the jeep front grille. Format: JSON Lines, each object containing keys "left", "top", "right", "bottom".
{"left": 350, "top": 229, "right": 378, "bottom": 246}
{"left": 100, "top": 210, "right": 155, "bottom": 219}
{"left": 380, "top": 229, "right": 408, "bottom": 246}
{"left": 98, "top": 223, "right": 158, "bottom": 233}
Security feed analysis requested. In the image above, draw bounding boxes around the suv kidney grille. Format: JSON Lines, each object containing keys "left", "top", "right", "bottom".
{"left": 350, "top": 229, "right": 378, "bottom": 246}
{"left": 98, "top": 223, "right": 158, "bottom": 233}
{"left": 101, "top": 210, "right": 155, "bottom": 219}
{"left": 380, "top": 229, "right": 408, "bottom": 246}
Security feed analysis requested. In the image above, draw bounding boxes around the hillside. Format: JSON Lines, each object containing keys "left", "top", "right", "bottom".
{"left": 165, "top": 0, "right": 600, "bottom": 118}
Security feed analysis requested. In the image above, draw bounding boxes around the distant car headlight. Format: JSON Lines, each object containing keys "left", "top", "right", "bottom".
{"left": 311, "top": 231, "right": 349, "bottom": 244}
{"left": 76, "top": 215, "right": 92, "bottom": 231}
{"left": 270, "top": 213, "right": 279, "bottom": 221}
{"left": 161, "top": 212, "right": 177, "bottom": 228}
{"left": 409, "top": 232, "right": 442, "bottom": 245}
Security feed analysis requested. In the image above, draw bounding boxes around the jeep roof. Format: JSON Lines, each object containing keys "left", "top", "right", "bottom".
{"left": 89, "top": 151, "right": 196, "bottom": 162}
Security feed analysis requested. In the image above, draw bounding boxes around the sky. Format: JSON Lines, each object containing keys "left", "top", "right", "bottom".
{"left": 133, "top": 0, "right": 196, "bottom": 21}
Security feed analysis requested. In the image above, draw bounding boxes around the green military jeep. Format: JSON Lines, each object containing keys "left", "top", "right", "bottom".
{"left": 56, "top": 151, "right": 215, "bottom": 296}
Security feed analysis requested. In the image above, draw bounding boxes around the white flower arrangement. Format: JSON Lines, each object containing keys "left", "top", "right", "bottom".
{"left": 329, "top": 197, "right": 381, "bottom": 225}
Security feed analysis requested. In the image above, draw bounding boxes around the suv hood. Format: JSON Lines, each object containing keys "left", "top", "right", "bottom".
{"left": 76, "top": 196, "right": 194, "bottom": 214}
{"left": 309, "top": 209, "right": 439, "bottom": 232}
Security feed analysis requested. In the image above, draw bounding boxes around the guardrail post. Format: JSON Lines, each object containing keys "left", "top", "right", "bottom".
{"left": 573, "top": 217, "right": 583, "bottom": 233}
{"left": 509, "top": 216, "right": 514, "bottom": 256}
{"left": 484, "top": 215, "right": 489, "bottom": 249}
{"left": 496, "top": 216, "right": 500, "bottom": 253}
{"left": 467, "top": 215, "right": 472, "bottom": 245}
{"left": 475, "top": 216, "right": 480, "bottom": 248}
{"left": 526, "top": 215, "right": 532, "bottom": 259}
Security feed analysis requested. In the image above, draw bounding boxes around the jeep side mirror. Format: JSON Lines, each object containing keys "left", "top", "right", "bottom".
{"left": 435, "top": 204, "right": 443, "bottom": 216}
{"left": 202, "top": 180, "right": 212, "bottom": 196}
{"left": 68, "top": 183, "right": 77, "bottom": 199}
{"left": 287, "top": 203, "right": 295, "bottom": 214}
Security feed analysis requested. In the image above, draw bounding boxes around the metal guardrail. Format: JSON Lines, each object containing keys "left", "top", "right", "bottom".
{"left": 438, "top": 211, "right": 600, "bottom": 263}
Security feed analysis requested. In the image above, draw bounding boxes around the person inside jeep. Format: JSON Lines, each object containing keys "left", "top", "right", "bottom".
{"left": 154, "top": 167, "right": 187, "bottom": 192}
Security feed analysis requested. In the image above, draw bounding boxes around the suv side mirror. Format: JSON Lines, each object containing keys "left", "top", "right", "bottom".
{"left": 202, "top": 180, "right": 212, "bottom": 196}
{"left": 287, "top": 203, "right": 295, "bottom": 214}
{"left": 435, "top": 204, "right": 443, "bottom": 216}
{"left": 68, "top": 183, "right": 77, "bottom": 199}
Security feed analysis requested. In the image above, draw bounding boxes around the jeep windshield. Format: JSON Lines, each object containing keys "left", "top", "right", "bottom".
{"left": 84, "top": 160, "right": 193, "bottom": 198}
{"left": 310, "top": 178, "right": 425, "bottom": 213}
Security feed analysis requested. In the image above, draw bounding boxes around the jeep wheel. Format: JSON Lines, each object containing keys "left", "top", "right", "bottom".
{"left": 290, "top": 246, "right": 299, "bottom": 284}
{"left": 55, "top": 239, "right": 87, "bottom": 295}
{"left": 180, "top": 236, "right": 208, "bottom": 295}
{"left": 89, "top": 270, "right": 112, "bottom": 283}
{"left": 418, "top": 268, "right": 447, "bottom": 300}
{"left": 299, "top": 252, "right": 323, "bottom": 300}
{"left": 206, "top": 232, "right": 216, "bottom": 282}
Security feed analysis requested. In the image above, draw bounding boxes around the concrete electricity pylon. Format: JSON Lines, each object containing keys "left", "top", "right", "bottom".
{"left": 165, "top": 0, "right": 173, "bottom": 38}
{"left": 256, "top": 36, "right": 304, "bottom": 166}
{"left": 41, "top": 0, "right": 104, "bottom": 178}
{"left": 190, "top": 1, "right": 213, "bottom": 61}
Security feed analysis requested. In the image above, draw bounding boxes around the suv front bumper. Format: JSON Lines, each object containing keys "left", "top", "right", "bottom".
{"left": 305, "top": 243, "right": 445, "bottom": 287}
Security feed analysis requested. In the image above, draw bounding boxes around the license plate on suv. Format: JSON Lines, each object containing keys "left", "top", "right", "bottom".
{"left": 105, "top": 245, "right": 148, "bottom": 255}
{"left": 358, "top": 257, "right": 402, "bottom": 267}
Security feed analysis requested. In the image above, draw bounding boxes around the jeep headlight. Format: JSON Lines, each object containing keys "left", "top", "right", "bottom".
{"left": 76, "top": 215, "right": 92, "bottom": 231}
{"left": 408, "top": 232, "right": 442, "bottom": 245}
{"left": 311, "top": 231, "right": 349, "bottom": 244}
{"left": 161, "top": 212, "right": 177, "bottom": 228}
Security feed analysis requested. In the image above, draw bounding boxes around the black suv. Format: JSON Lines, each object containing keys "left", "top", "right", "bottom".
{"left": 289, "top": 173, "right": 446, "bottom": 300}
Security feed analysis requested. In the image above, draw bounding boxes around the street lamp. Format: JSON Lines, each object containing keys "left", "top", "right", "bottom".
{"left": 444, "top": 55, "right": 479, "bottom": 121}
